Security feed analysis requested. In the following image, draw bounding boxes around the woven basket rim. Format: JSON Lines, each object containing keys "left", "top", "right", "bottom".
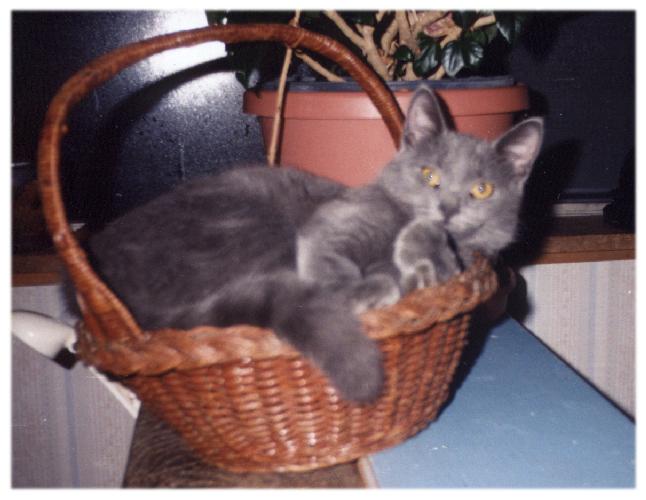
{"left": 75, "top": 255, "right": 497, "bottom": 377}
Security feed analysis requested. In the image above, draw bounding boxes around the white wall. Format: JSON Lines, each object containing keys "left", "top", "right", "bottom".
{"left": 12, "top": 285, "right": 135, "bottom": 487}
{"left": 517, "top": 260, "right": 635, "bottom": 416}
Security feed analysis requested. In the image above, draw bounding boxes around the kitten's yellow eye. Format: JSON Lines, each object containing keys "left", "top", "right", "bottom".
{"left": 470, "top": 181, "right": 495, "bottom": 200}
{"left": 421, "top": 167, "right": 441, "bottom": 188}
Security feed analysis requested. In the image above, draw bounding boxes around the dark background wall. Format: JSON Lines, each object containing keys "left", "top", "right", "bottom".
{"left": 12, "top": 11, "right": 635, "bottom": 224}
{"left": 12, "top": 10, "right": 266, "bottom": 224}
{"left": 509, "top": 12, "right": 634, "bottom": 202}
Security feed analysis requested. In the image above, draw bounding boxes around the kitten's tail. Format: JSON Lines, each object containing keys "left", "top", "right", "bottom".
{"left": 211, "top": 272, "right": 384, "bottom": 402}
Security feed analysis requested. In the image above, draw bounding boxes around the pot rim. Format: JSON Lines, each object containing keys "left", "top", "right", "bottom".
{"left": 243, "top": 82, "right": 529, "bottom": 119}
{"left": 258, "top": 75, "right": 516, "bottom": 92}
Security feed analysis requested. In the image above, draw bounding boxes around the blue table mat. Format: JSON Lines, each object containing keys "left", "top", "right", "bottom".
{"left": 367, "top": 318, "right": 635, "bottom": 488}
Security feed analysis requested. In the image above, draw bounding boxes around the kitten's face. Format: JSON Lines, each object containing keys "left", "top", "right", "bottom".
{"left": 382, "top": 86, "right": 544, "bottom": 256}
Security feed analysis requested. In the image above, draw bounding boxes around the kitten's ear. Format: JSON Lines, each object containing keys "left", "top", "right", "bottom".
{"left": 494, "top": 117, "right": 544, "bottom": 182}
{"left": 401, "top": 85, "right": 446, "bottom": 148}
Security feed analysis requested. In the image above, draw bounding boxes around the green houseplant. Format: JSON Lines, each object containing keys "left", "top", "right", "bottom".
{"left": 208, "top": 10, "right": 531, "bottom": 185}
{"left": 209, "top": 10, "right": 527, "bottom": 86}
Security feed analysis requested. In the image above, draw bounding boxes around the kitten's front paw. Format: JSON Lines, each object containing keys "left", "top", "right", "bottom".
{"left": 351, "top": 274, "right": 401, "bottom": 315}
{"left": 400, "top": 252, "right": 462, "bottom": 292}
{"left": 401, "top": 258, "right": 439, "bottom": 291}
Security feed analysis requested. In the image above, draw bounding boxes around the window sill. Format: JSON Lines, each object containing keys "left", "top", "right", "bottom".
{"left": 529, "top": 215, "right": 634, "bottom": 265}
{"left": 12, "top": 253, "right": 66, "bottom": 287}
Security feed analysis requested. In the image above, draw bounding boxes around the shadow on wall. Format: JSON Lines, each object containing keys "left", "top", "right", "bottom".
{"left": 491, "top": 137, "right": 583, "bottom": 326}
{"left": 504, "top": 139, "right": 583, "bottom": 267}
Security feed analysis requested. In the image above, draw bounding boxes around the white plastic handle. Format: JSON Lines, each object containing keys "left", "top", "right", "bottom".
{"left": 12, "top": 310, "right": 76, "bottom": 357}
{"left": 12, "top": 311, "right": 140, "bottom": 418}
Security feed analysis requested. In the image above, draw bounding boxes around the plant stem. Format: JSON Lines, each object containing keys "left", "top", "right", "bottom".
{"left": 356, "top": 23, "right": 391, "bottom": 80}
{"left": 412, "top": 10, "right": 445, "bottom": 37}
{"left": 294, "top": 51, "right": 344, "bottom": 82}
{"left": 324, "top": 11, "right": 366, "bottom": 50}
{"left": 324, "top": 11, "right": 390, "bottom": 81}
{"left": 268, "top": 11, "right": 301, "bottom": 166}
{"left": 395, "top": 11, "right": 416, "bottom": 52}
{"left": 472, "top": 14, "right": 496, "bottom": 30}
{"left": 429, "top": 66, "right": 446, "bottom": 80}
{"left": 381, "top": 16, "right": 399, "bottom": 54}
{"left": 321, "top": 10, "right": 498, "bottom": 84}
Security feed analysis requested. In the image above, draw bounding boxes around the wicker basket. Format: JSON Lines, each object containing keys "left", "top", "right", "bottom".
{"left": 37, "top": 24, "right": 498, "bottom": 473}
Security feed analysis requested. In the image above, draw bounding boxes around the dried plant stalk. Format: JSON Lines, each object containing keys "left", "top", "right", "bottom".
{"left": 267, "top": 11, "right": 301, "bottom": 166}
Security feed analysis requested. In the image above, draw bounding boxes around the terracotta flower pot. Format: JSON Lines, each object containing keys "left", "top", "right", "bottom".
{"left": 244, "top": 82, "right": 529, "bottom": 186}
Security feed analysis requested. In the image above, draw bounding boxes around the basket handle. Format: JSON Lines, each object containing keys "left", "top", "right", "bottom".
{"left": 37, "top": 23, "right": 405, "bottom": 343}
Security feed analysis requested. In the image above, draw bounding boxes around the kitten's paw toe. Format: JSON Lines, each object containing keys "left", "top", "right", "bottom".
{"left": 414, "top": 259, "right": 437, "bottom": 288}
{"left": 400, "top": 259, "right": 439, "bottom": 291}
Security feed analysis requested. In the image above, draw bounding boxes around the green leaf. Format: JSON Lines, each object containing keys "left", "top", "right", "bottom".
{"left": 468, "top": 24, "right": 499, "bottom": 46}
{"left": 395, "top": 61, "right": 407, "bottom": 78}
{"left": 495, "top": 12, "right": 527, "bottom": 44}
{"left": 467, "top": 42, "right": 485, "bottom": 68}
{"left": 483, "top": 23, "right": 500, "bottom": 44}
{"left": 463, "top": 40, "right": 484, "bottom": 68}
{"left": 394, "top": 45, "right": 414, "bottom": 62}
{"left": 417, "top": 32, "right": 433, "bottom": 50}
{"left": 469, "top": 29, "right": 487, "bottom": 46}
{"left": 413, "top": 41, "right": 441, "bottom": 78}
{"left": 453, "top": 11, "right": 478, "bottom": 29}
{"left": 442, "top": 42, "right": 463, "bottom": 77}
{"left": 442, "top": 39, "right": 484, "bottom": 77}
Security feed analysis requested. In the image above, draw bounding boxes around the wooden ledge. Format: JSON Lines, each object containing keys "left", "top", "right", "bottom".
{"left": 531, "top": 216, "right": 634, "bottom": 265}
{"left": 12, "top": 253, "right": 66, "bottom": 287}
{"left": 11, "top": 216, "right": 635, "bottom": 287}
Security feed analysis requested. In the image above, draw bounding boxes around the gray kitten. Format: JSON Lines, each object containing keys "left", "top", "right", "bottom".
{"left": 89, "top": 85, "right": 543, "bottom": 402}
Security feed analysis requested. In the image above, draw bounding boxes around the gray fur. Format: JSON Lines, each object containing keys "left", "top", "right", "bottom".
{"left": 89, "top": 85, "right": 543, "bottom": 403}
{"left": 379, "top": 86, "right": 543, "bottom": 285}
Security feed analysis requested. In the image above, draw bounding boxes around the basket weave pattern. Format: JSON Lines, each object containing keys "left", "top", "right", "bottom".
{"left": 38, "top": 24, "right": 498, "bottom": 472}
{"left": 125, "top": 318, "right": 469, "bottom": 472}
